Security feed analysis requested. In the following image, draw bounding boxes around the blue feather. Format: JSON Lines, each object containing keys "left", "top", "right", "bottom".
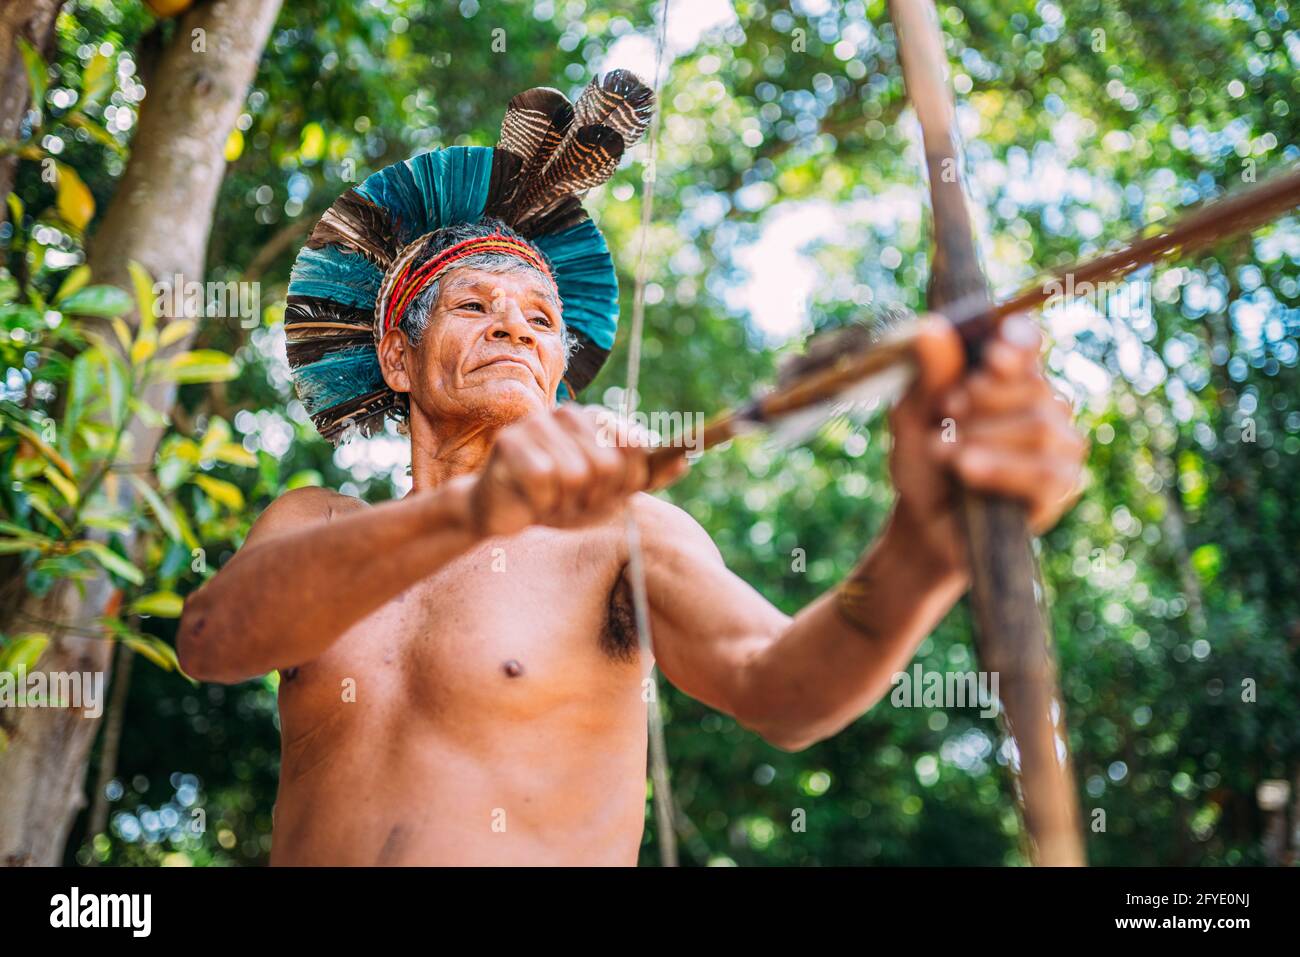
{"left": 356, "top": 160, "right": 426, "bottom": 244}
{"left": 408, "top": 146, "right": 493, "bottom": 229}
{"left": 535, "top": 219, "right": 619, "bottom": 351}
{"left": 288, "top": 245, "right": 384, "bottom": 310}
{"left": 293, "top": 344, "right": 386, "bottom": 415}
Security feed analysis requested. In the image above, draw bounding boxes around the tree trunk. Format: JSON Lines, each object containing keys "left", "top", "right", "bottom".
{"left": 0, "top": 0, "right": 63, "bottom": 229}
{"left": 0, "top": 0, "right": 282, "bottom": 867}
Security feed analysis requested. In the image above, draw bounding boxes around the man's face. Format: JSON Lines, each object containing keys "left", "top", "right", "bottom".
{"left": 379, "top": 265, "right": 567, "bottom": 428}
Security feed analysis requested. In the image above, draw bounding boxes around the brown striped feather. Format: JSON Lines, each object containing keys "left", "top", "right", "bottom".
{"left": 305, "top": 189, "right": 399, "bottom": 267}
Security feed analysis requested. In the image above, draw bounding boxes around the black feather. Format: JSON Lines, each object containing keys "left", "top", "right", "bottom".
{"left": 561, "top": 327, "right": 609, "bottom": 394}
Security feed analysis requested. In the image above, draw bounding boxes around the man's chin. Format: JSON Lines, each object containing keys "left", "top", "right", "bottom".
{"left": 459, "top": 381, "right": 552, "bottom": 425}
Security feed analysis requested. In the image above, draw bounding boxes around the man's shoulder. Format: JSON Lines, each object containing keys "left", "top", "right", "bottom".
{"left": 272, "top": 485, "right": 368, "bottom": 520}
{"left": 244, "top": 486, "right": 368, "bottom": 546}
{"left": 629, "top": 492, "right": 723, "bottom": 564}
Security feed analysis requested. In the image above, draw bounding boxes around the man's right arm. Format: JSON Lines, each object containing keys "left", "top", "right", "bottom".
{"left": 177, "top": 475, "right": 480, "bottom": 683}
{"left": 177, "top": 403, "right": 675, "bottom": 685}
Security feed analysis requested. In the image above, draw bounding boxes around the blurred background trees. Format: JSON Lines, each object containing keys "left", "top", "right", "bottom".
{"left": 0, "top": 0, "right": 1296, "bottom": 866}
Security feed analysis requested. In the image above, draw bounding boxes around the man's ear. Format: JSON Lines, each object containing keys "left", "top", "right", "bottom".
{"left": 377, "top": 328, "right": 413, "bottom": 395}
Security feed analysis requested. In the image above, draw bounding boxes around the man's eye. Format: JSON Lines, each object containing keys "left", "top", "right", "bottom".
{"left": 530, "top": 315, "right": 554, "bottom": 328}
{"left": 458, "top": 301, "right": 486, "bottom": 312}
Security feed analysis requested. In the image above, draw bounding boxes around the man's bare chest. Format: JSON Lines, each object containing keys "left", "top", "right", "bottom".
{"left": 279, "top": 521, "right": 642, "bottom": 732}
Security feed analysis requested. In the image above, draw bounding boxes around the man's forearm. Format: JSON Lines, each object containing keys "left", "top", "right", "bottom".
{"left": 737, "top": 507, "right": 968, "bottom": 749}
{"left": 178, "top": 477, "right": 480, "bottom": 683}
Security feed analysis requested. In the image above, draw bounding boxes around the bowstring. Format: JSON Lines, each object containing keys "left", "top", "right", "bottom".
{"left": 621, "top": 0, "right": 677, "bottom": 867}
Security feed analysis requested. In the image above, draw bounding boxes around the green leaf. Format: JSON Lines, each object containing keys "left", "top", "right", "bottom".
{"left": 0, "top": 538, "right": 47, "bottom": 555}
{"left": 75, "top": 541, "right": 145, "bottom": 586}
{"left": 159, "top": 350, "right": 241, "bottom": 384}
{"left": 286, "top": 469, "right": 323, "bottom": 490}
{"left": 0, "top": 521, "right": 55, "bottom": 542}
{"left": 1, "top": 633, "right": 49, "bottom": 674}
{"left": 128, "top": 473, "right": 182, "bottom": 542}
{"left": 1190, "top": 543, "right": 1222, "bottom": 583}
{"left": 23, "top": 488, "right": 70, "bottom": 536}
{"left": 82, "top": 52, "right": 114, "bottom": 104}
{"left": 130, "top": 591, "right": 184, "bottom": 618}
{"left": 59, "top": 284, "right": 133, "bottom": 317}
{"left": 128, "top": 395, "right": 169, "bottom": 429}
{"left": 16, "top": 38, "right": 47, "bottom": 118}
{"left": 65, "top": 111, "right": 125, "bottom": 155}
{"left": 6, "top": 416, "right": 74, "bottom": 478}
{"left": 80, "top": 513, "right": 131, "bottom": 534}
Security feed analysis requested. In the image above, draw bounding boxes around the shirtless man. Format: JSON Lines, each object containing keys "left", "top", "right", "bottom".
{"left": 177, "top": 222, "right": 1086, "bottom": 866}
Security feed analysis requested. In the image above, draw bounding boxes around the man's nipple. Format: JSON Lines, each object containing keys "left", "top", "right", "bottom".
{"left": 502, "top": 659, "right": 525, "bottom": 678}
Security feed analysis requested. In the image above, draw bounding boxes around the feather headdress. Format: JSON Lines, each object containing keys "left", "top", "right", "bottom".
{"left": 285, "top": 70, "right": 654, "bottom": 443}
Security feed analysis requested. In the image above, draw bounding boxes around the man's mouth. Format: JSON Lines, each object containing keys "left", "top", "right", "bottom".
{"left": 472, "top": 355, "right": 539, "bottom": 384}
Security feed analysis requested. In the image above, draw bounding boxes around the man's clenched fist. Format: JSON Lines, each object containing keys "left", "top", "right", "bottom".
{"left": 466, "top": 404, "right": 685, "bottom": 537}
{"left": 888, "top": 314, "right": 1088, "bottom": 574}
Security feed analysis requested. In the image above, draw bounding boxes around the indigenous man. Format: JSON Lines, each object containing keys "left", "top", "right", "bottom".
{"left": 178, "top": 74, "right": 1087, "bottom": 865}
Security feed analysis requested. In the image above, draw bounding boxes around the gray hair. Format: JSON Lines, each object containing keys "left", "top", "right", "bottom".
{"left": 398, "top": 220, "right": 576, "bottom": 366}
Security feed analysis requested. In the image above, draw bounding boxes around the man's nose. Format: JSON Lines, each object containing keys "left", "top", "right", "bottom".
{"left": 487, "top": 298, "right": 534, "bottom": 346}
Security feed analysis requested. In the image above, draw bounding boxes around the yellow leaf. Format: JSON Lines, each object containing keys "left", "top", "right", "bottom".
{"left": 128, "top": 260, "right": 158, "bottom": 334}
{"left": 121, "top": 635, "right": 178, "bottom": 671}
{"left": 159, "top": 319, "right": 196, "bottom": 349}
{"left": 130, "top": 328, "right": 158, "bottom": 365}
{"left": 224, "top": 128, "right": 244, "bottom": 163}
{"left": 82, "top": 52, "right": 114, "bottom": 102}
{"left": 56, "top": 163, "right": 95, "bottom": 231}
{"left": 1, "top": 634, "right": 48, "bottom": 673}
{"left": 111, "top": 316, "right": 132, "bottom": 353}
{"left": 43, "top": 465, "right": 79, "bottom": 506}
{"left": 300, "top": 122, "right": 325, "bottom": 161}
{"left": 166, "top": 437, "right": 202, "bottom": 464}
{"left": 198, "top": 417, "right": 231, "bottom": 460}
{"left": 193, "top": 474, "right": 244, "bottom": 511}
{"left": 171, "top": 501, "right": 199, "bottom": 551}
{"left": 214, "top": 442, "right": 257, "bottom": 468}
{"left": 163, "top": 349, "right": 240, "bottom": 384}
{"left": 54, "top": 264, "right": 92, "bottom": 304}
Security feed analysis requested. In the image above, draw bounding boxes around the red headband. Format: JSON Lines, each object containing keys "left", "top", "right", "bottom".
{"left": 379, "top": 234, "right": 556, "bottom": 336}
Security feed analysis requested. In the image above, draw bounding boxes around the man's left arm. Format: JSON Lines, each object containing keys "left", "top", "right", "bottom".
{"left": 640, "top": 315, "right": 1087, "bottom": 751}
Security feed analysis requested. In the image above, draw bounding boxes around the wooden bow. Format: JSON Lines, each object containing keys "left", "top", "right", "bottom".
{"left": 888, "top": 0, "right": 1086, "bottom": 865}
